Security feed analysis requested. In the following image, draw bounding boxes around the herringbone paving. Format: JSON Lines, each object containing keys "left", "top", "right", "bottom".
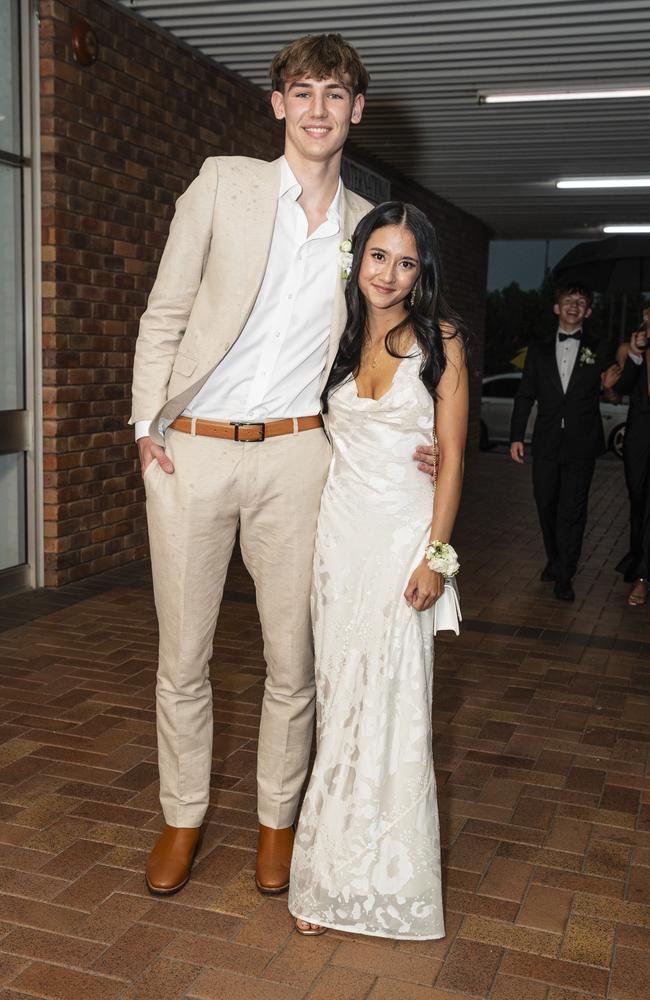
{"left": 0, "top": 453, "right": 647, "bottom": 999}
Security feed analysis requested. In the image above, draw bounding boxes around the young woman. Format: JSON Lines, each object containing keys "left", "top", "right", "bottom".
{"left": 288, "top": 202, "right": 469, "bottom": 939}
{"left": 613, "top": 312, "right": 650, "bottom": 606}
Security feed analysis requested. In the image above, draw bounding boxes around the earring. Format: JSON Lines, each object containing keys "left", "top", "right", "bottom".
{"left": 410, "top": 285, "right": 418, "bottom": 306}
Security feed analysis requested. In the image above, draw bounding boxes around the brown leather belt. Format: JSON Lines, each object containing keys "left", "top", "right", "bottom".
{"left": 170, "top": 414, "right": 323, "bottom": 442}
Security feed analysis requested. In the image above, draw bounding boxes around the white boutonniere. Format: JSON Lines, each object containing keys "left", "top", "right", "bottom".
{"left": 579, "top": 346, "right": 596, "bottom": 366}
{"left": 339, "top": 239, "right": 353, "bottom": 280}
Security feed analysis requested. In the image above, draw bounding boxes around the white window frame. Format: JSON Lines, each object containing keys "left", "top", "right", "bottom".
{"left": 0, "top": 0, "right": 42, "bottom": 595}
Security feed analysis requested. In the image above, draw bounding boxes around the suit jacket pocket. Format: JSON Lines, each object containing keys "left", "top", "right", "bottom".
{"left": 171, "top": 352, "right": 198, "bottom": 378}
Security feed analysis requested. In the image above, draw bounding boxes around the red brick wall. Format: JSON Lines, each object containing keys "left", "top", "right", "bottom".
{"left": 40, "top": 0, "right": 489, "bottom": 586}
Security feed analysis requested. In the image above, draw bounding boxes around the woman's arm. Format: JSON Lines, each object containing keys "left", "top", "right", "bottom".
{"left": 428, "top": 334, "right": 469, "bottom": 543}
{"left": 615, "top": 342, "right": 630, "bottom": 368}
{"left": 404, "top": 334, "right": 469, "bottom": 611}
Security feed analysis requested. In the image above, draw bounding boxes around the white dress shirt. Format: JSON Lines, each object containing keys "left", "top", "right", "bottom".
{"left": 135, "top": 158, "right": 342, "bottom": 439}
{"left": 555, "top": 327, "right": 582, "bottom": 393}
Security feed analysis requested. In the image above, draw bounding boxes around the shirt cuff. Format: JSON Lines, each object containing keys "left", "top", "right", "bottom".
{"left": 628, "top": 350, "right": 643, "bottom": 365}
{"left": 134, "top": 420, "right": 153, "bottom": 441}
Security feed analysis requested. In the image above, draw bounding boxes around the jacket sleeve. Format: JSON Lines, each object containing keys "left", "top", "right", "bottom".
{"left": 614, "top": 353, "right": 645, "bottom": 397}
{"left": 510, "top": 346, "right": 537, "bottom": 443}
{"left": 129, "top": 158, "right": 219, "bottom": 424}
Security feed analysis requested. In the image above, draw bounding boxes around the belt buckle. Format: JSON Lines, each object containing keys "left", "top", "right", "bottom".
{"left": 231, "top": 421, "right": 265, "bottom": 442}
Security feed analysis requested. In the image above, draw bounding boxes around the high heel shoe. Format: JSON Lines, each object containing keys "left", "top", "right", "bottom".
{"left": 627, "top": 578, "right": 648, "bottom": 607}
{"left": 295, "top": 918, "right": 327, "bottom": 936}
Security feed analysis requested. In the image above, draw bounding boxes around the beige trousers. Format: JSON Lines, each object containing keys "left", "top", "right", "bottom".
{"left": 144, "top": 426, "right": 331, "bottom": 829}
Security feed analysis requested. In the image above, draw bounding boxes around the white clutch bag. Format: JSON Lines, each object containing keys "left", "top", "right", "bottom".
{"left": 433, "top": 577, "right": 462, "bottom": 636}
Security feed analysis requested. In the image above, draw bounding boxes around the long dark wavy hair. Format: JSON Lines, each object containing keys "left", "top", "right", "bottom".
{"left": 322, "top": 201, "right": 468, "bottom": 413}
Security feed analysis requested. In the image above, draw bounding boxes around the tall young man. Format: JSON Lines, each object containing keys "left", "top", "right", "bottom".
{"left": 131, "top": 34, "right": 437, "bottom": 897}
{"left": 510, "top": 283, "right": 616, "bottom": 602}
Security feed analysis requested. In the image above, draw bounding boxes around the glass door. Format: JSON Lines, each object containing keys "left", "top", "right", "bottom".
{"left": 0, "top": 0, "right": 38, "bottom": 595}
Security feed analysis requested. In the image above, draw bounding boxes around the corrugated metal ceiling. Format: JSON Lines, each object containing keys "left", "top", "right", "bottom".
{"left": 117, "top": 0, "right": 650, "bottom": 238}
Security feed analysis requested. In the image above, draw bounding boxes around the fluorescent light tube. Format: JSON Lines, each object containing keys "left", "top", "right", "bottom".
{"left": 602, "top": 225, "right": 650, "bottom": 234}
{"left": 479, "top": 87, "right": 650, "bottom": 104}
{"left": 557, "top": 178, "right": 650, "bottom": 189}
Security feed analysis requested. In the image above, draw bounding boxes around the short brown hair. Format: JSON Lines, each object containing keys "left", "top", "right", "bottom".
{"left": 270, "top": 34, "right": 370, "bottom": 97}
{"left": 555, "top": 281, "right": 593, "bottom": 306}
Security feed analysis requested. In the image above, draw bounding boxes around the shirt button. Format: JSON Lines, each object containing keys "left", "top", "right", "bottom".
{"left": 288, "top": 293, "right": 293, "bottom": 300}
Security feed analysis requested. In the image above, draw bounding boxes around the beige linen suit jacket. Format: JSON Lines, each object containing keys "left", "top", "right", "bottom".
{"left": 130, "top": 155, "right": 373, "bottom": 444}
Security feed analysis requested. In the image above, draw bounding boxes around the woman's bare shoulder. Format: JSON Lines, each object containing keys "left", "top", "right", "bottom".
{"left": 440, "top": 325, "right": 466, "bottom": 367}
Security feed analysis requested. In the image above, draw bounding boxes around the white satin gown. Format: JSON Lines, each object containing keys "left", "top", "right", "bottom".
{"left": 289, "top": 350, "right": 447, "bottom": 940}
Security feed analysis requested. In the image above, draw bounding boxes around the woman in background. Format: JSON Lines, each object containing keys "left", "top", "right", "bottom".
{"left": 613, "top": 309, "right": 650, "bottom": 606}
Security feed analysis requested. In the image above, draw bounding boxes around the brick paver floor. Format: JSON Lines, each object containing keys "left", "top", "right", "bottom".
{"left": 0, "top": 452, "right": 647, "bottom": 999}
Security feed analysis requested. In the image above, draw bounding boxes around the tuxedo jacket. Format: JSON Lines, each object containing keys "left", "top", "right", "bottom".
{"left": 616, "top": 353, "right": 650, "bottom": 419}
{"left": 130, "top": 156, "right": 372, "bottom": 446}
{"left": 510, "top": 332, "right": 612, "bottom": 461}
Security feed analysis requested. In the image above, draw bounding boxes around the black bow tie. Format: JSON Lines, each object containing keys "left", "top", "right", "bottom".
{"left": 558, "top": 331, "right": 582, "bottom": 342}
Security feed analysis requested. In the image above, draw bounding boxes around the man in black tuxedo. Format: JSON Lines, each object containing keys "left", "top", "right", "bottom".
{"left": 510, "top": 283, "right": 617, "bottom": 602}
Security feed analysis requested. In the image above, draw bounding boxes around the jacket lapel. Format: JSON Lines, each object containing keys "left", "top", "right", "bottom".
{"left": 543, "top": 338, "right": 564, "bottom": 396}
{"left": 565, "top": 335, "right": 592, "bottom": 395}
{"left": 322, "top": 186, "right": 355, "bottom": 387}
{"left": 241, "top": 158, "right": 282, "bottom": 328}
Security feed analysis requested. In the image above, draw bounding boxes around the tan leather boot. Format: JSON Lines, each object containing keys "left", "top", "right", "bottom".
{"left": 145, "top": 825, "right": 202, "bottom": 895}
{"left": 255, "top": 824, "right": 294, "bottom": 895}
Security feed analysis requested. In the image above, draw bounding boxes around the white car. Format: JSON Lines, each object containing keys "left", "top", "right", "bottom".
{"left": 480, "top": 372, "right": 628, "bottom": 457}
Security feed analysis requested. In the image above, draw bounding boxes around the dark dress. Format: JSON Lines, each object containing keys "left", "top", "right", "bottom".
{"left": 614, "top": 353, "right": 650, "bottom": 582}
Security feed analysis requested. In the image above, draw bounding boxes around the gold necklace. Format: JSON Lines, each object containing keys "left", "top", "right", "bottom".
{"left": 363, "top": 339, "right": 385, "bottom": 370}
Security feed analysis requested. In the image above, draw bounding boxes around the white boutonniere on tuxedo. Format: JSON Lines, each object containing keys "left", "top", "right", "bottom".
{"left": 579, "top": 346, "right": 596, "bottom": 366}
{"left": 339, "top": 239, "right": 353, "bottom": 280}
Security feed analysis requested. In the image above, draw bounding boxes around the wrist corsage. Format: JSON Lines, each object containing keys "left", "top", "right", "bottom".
{"left": 425, "top": 540, "right": 460, "bottom": 578}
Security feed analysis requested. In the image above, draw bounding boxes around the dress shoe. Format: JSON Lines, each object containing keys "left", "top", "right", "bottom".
{"left": 255, "top": 824, "right": 294, "bottom": 895}
{"left": 145, "top": 825, "right": 202, "bottom": 895}
{"left": 540, "top": 563, "right": 556, "bottom": 582}
{"left": 553, "top": 579, "right": 575, "bottom": 602}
